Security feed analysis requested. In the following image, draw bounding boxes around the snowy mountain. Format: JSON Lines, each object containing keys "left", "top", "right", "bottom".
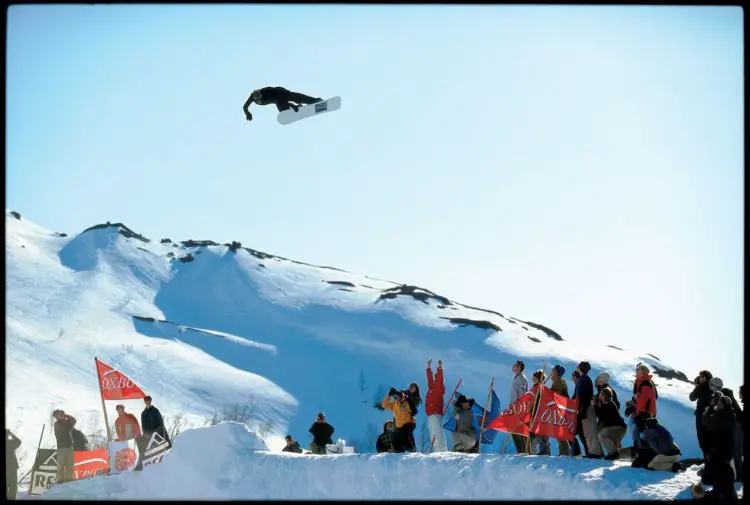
{"left": 6, "top": 210, "right": 701, "bottom": 482}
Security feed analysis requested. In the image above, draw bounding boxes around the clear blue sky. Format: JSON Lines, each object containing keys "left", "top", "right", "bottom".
{"left": 7, "top": 5, "right": 743, "bottom": 389}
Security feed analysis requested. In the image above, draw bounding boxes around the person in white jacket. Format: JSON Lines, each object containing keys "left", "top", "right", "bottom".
{"left": 509, "top": 360, "right": 529, "bottom": 454}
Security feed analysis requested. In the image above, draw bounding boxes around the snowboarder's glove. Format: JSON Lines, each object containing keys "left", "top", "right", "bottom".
{"left": 245, "top": 112, "right": 253, "bottom": 122}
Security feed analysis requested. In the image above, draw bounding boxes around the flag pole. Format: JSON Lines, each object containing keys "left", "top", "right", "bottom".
{"left": 430, "top": 377, "right": 462, "bottom": 453}
{"left": 525, "top": 363, "right": 547, "bottom": 454}
{"left": 95, "top": 357, "right": 112, "bottom": 442}
{"left": 478, "top": 376, "right": 495, "bottom": 455}
{"left": 27, "top": 424, "right": 45, "bottom": 494}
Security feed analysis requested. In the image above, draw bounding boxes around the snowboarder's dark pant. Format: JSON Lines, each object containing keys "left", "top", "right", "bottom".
{"left": 264, "top": 87, "right": 320, "bottom": 112}
{"left": 512, "top": 434, "right": 528, "bottom": 454}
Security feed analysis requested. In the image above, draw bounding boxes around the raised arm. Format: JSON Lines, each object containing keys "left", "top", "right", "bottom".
{"left": 243, "top": 95, "right": 254, "bottom": 121}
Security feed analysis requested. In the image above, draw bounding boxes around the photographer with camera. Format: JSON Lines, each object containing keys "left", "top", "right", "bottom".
{"left": 451, "top": 395, "right": 477, "bottom": 453}
{"left": 689, "top": 371, "right": 714, "bottom": 462}
{"left": 698, "top": 390, "right": 738, "bottom": 499}
{"left": 382, "top": 387, "right": 417, "bottom": 452}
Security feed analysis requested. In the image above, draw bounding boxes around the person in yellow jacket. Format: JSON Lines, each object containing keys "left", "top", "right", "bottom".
{"left": 382, "top": 388, "right": 416, "bottom": 452}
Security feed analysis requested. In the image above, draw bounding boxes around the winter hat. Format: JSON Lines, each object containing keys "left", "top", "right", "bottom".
{"left": 709, "top": 377, "right": 723, "bottom": 391}
{"left": 595, "top": 371, "right": 610, "bottom": 385}
{"left": 554, "top": 365, "right": 566, "bottom": 377}
{"left": 455, "top": 394, "right": 468, "bottom": 406}
{"left": 577, "top": 361, "right": 591, "bottom": 375}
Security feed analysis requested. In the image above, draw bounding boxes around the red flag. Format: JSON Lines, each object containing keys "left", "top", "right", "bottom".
{"left": 486, "top": 390, "right": 535, "bottom": 435}
{"left": 95, "top": 358, "right": 146, "bottom": 400}
{"left": 529, "top": 387, "right": 578, "bottom": 442}
{"left": 73, "top": 448, "right": 110, "bottom": 480}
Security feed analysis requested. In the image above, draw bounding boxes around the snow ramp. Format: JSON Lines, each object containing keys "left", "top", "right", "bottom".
{"left": 38, "top": 423, "right": 703, "bottom": 500}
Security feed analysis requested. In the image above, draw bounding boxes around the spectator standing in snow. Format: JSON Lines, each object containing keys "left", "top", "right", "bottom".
{"left": 689, "top": 370, "right": 714, "bottom": 462}
{"left": 403, "top": 382, "right": 422, "bottom": 453}
{"left": 509, "top": 360, "right": 529, "bottom": 454}
{"left": 425, "top": 359, "right": 447, "bottom": 452}
{"left": 575, "top": 362, "right": 602, "bottom": 458}
{"left": 282, "top": 435, "right": 303, "bottom": 453}
{"left": 549, "top": 365, "right": 571, "bottom": 456}
{"left": 52, "top": 409, "right": 76, "bottom": 483}
{"left": 308, "top": 412, "right": 335, "bottom": 454}
{"left": 595, "top": 387, "right": 627, "bottom": 460}
{"left": 376, "top": 421, "right": 396, "bottom": 453}
{"left": 450, "top": 395, "right": 477, "bottom": 453}
{"left": 6, "top": 429, "right": 21, "bottom": 500}
{"left": 382, "top": 388, "right": 416, "bottom": 452}
{"left": 700, "top": 392, "right": 737, "bottom": 499}
{"left": 529, "top": 370, "right": 550, "bottom": 455}
{"left": 708, "top": 377, "right": 743, "bottom": 482}
{"left": 141, "top": 396, "right": 170, "bottom": 446}
{"left": 570, "top": 370, "right": 588, "bottom": 457}
{"left": 115, "top": 404, "right": 142, "bottom": 441}
{"left": 628, "top": 364, "right": 658, "bottom": 456}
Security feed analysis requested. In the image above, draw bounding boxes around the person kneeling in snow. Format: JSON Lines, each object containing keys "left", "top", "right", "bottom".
{"left": 308, "top": 413, "right": 334, "bottom": 455}
{"left": 632, "top": 417, "right": 681, "bottom": 471}
{"left": 595, "top": 387, "right": 627, "bottom": 460}
{"left": 451, "top": 395, "right": 477, "bottom": 453}
{"left": 282, "top": 435, "right": 303, "bottom": 453}
{"left": 376, "top": 421, "right": 396, "bottom": 453}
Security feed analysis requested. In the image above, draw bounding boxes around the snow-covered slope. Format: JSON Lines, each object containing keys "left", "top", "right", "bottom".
{"left": 6, "top": 211, "right": 701, "bottom": 482}
{"left": 37, "top": 423, "right": 708, "bottom": 500}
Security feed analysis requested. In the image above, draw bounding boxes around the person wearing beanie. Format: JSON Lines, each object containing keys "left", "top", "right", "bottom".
{"left": 708, "top": 378, "right": 743, "bottom": 481}
{"left": 575, "top": 361, "right": 603, "bottom": 458}
{"left": 594, "top": 371, "right": 620, "bottom": 410}
{"left": 549, "top": 365, "right": 571, "bottom": 456}
{"left": 308, "top": 412, "right": 335, "bottom": 455}
{"left": 689, "top": 370, "right": 714, "bottom": 462}
{"left": 700, "top": 391, "right": 738, "bottom": 499}
{"left": 509, "top": 359, "right": 529, "bottom": 454}
{"left": 595, "top": 387, "right": 627, "bottom": 460}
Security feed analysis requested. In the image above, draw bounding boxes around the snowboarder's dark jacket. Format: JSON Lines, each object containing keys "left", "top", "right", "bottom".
{"left": 689, "top": 381, "right": 713, "bottom": 416}
{"left": 309, "top": 421, "right": 334, "bottom": 447}
{"left": 282, "top": 441, "right": 303, "bottom": 453}
{"left": 54, "top": 415, "right": 77, "bottom": 449}
{"left": 141, "top": 405, "right": 165, "bottom": 435}
{"left": 594, "top": 399, "right": 626, "bottom": 429}
{"left": 701, "top": 406, "right": 736, "bottom": 462}
{"left": 720, "top": 388, "right": 743, "bottom": 420}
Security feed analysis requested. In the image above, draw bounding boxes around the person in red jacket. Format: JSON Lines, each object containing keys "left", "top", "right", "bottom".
{"left": 426, "top": 359, "right": 447, "bottom": 452}
{"left": 627, "top": 363, "right": 658, "bottom": 452}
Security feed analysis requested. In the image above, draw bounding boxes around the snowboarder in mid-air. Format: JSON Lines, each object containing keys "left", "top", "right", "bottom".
{"left": 244, "top": 86, "right": 323, "bottom": 121}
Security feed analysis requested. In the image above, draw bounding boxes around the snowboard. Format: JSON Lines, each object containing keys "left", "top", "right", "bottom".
{"left": 277, "top": 96, "right": 341, "bottom": 125}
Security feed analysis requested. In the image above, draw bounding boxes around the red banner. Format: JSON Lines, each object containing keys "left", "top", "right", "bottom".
{"left": 529, "top": 387, "right": 578, "bottom": 442}
{"left": 96, "top": 358, "right": 147, "bottom": 400}
{"left": 486, "top": 390, "right": 535, "bottom": 435}
{"left": 73, "top": 448, "right": 110, "bottom": 480}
